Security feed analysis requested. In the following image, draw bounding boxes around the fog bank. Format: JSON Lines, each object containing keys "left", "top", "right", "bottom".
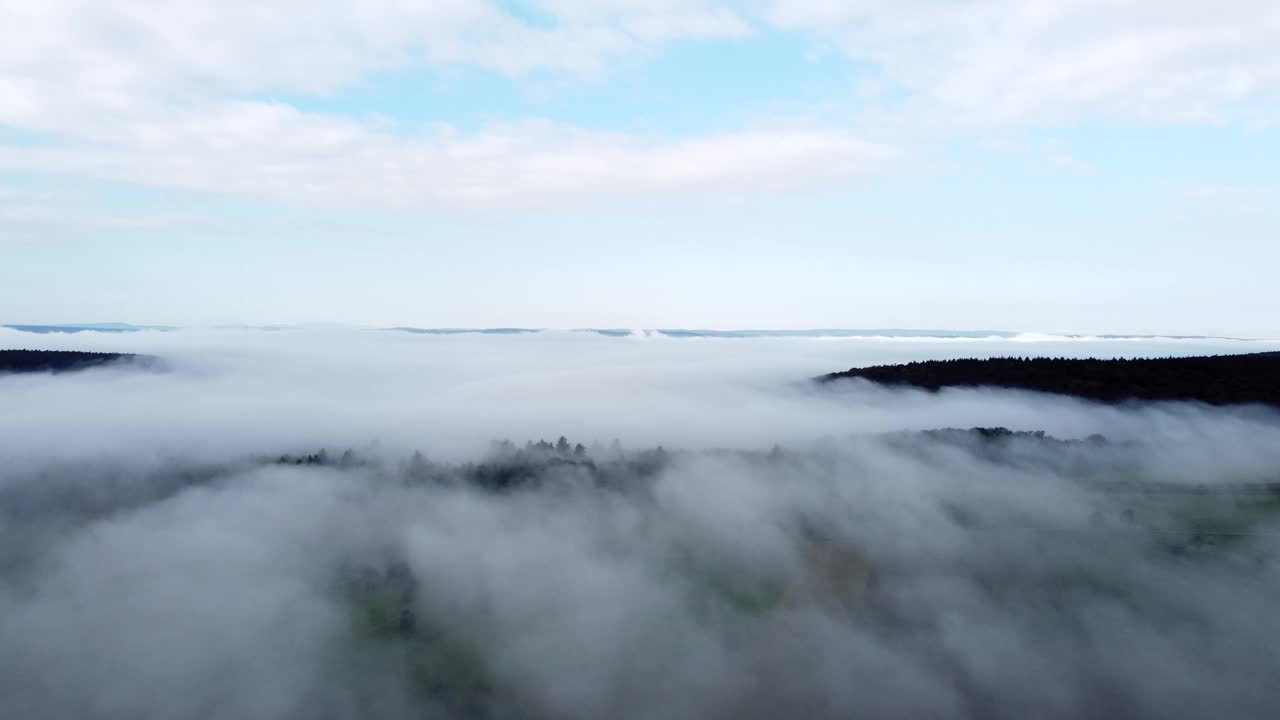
{"left": 2, "top": 329, "right": 1279, "bottom": 719}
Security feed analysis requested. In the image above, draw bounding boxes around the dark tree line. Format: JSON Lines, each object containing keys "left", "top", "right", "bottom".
{"left": 819, "top": 352, "right": 1280, "bottom": 408}
{"left": 0, "top": 349, "right": 137, "bottom": 374}
{"left": 272, "top": 436, "right": 670, "bottom": 494}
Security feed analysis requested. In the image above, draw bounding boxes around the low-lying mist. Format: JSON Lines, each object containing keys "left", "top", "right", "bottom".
{"left": 3, "top": 328, "right": 1280, "bottom": 719}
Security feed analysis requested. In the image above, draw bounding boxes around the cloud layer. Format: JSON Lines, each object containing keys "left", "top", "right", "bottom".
{"left": 3, "top": 1, "right": 1275, "bottom": 210}
{"left": 3, "top": 331, "right": 1280, "bottom": 718}
{"left": 770, "top": 0, "right": 1280, "bottom": 126}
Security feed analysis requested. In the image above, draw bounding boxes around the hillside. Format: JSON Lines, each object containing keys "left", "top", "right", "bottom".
{"left": 819, "top": 352, "right": 1280, "bottom": 407}
{"left": 0, "top": 349, "right": 139, "bottom": 374}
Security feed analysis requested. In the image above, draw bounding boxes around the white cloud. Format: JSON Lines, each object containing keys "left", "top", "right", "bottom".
{"left": 0, "top": 1, "right": 881, "bottom": 208}
{"left": 766, "top": 0, "right": 1280, "bottom": 126}
{"left": 0, "top": 1, "right": 747, "bottom": 100}
{"left": 0, "top": 102, "right": 890, "bottom": 208}
{"left": 533, "top": 0, "right": 751, "bottom": 41}
{"left": 0, "top": 184, "right": 206, "bottom": 240}
{"left": 2, "top": 1, "right": 1275, "bottom": 211}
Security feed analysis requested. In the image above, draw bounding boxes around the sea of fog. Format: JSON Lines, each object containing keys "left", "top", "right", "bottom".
{"left": 3, "top": 327, "right": 1280, "bottom": 719}
{"left": 2, "top": 327, "right": 1278, "bottom": 464}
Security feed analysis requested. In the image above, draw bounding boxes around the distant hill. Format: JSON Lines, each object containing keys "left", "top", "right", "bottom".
{"left": 0, "top": 350, "right": 140, "bottom": 374}
{"left": 387, "top": 327, "right": 540, "bottom": 335}
{"left": 819, "top": 353, "right": 1280, "bottom": 408}
{"left": 2, "top": 323, "right": 176, "bottom": 334}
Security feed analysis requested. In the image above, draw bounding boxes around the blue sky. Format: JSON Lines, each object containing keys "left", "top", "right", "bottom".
{"left": 2, "top": 1, "right": 1278, "bottom": 335}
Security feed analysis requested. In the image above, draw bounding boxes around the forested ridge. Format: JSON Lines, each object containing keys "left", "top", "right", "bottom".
{"left": 0, "top": 349, "right": 138, "bottom": 374}
{"left": 820, "top": 352, "right": 1280, "bottom": 407}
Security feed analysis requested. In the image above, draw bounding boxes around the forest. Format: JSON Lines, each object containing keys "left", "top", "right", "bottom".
{"left": 820, "top": 352, "right": 1280, "bottom": 407}
{"left": 0, "top": 349, "right": 139, "bottom": 374}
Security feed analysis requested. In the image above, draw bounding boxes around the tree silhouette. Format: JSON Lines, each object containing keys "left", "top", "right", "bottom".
{"left": 819, "top": 352, "right": 1280, "bottom": 408}
{"left": 0, "top": 349, "right": 136, "bottom": 374}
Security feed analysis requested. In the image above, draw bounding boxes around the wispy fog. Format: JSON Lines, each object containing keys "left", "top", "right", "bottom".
{"left": 2, "top": 329, "right": 1280, "bottom": 719}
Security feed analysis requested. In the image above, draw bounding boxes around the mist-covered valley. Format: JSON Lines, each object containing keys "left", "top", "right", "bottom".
{"left": 4, "top": 328, "right": 1280, "bottom": 719}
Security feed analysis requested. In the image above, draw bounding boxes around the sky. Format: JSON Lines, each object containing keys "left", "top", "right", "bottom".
{"left": 1, "top": 1, "right": 1278, "bottom": 335}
